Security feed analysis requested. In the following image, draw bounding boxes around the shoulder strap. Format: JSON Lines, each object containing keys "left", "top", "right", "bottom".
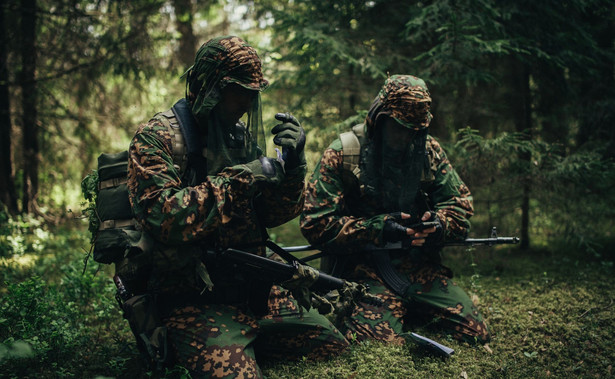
{"left": 156, "top": 108, "right": 187, "bottom": 174}
{"left": 155, "top": 98, "right": 203, "bottom": 176}
{"left": 340, "top": 123, "right": 365, "bottom": 180}
{"left": 171, "top": 98, "right": 202, "bottom": 157}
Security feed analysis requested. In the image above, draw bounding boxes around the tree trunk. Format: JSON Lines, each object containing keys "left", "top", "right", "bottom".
{"left": 509, "top": 58, "right": 532, "bottom": 249}
{"left": 0, "top": 3, "right": 18, "bottom": 214}
{"left": 20, "top": 0, "right": 38, "bottom": 214}
{"left": 172, "top": 0, "right": 197, "bottom": 68}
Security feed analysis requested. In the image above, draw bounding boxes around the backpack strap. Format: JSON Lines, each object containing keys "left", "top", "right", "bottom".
{"left": 321, "top": 124, "right": 366, "bottom": 276}
{"left": 171, "top": 98, "right": 203, "bottom": 157}
{"left": 156, "top": 108, "right": 188, "bottom": 174}
{"left": 155, "top": 98, "right": 203, "bottom": 176}
{"left": 340, "top": 123, "right": 365, "bottom": 180}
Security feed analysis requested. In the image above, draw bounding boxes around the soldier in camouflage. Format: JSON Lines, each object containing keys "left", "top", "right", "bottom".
{"left": 300, "top": 75, "right": 490, "bottom": 345}
{"left": 127, "top": 36, "right": 348, "bottom": 377}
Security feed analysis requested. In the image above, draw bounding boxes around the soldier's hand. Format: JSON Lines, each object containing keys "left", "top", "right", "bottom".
{"left": 421, "top": 211, "right": 445, "bottom": 247}
{"left": 383, "top": 212, "right": 434, "bottom": 246}
{"left": 382, "top": 213, "right": 412, "bottom": 243}
{"left": 242, "top": 157, "right": 285, "bottom": 186}
{"left": 272, "top": 113, "right": 306, "bottom": 170}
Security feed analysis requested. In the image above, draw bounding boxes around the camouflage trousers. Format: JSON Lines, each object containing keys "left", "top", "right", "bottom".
{"left": 162, "top": 285, "right": 349, "bottom": 378}
{"left": 340, "top": 254, "right": 490, "bottom": 345}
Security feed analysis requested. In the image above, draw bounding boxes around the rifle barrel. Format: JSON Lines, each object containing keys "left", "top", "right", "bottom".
{"left": 282, "top": 236, "right": 520, "bottom": 254}
{"left": 444, "top": 237, "right": 520, "bottom": 246}
{"left": 282, "top": 245, "right": 314, "bottom": 253}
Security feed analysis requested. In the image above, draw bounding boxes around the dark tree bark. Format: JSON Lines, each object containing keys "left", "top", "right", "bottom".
{"left": 20, "top": 0, "right": 38, "bottom": 214}
{"left": 172, "top": 0, "right": 197, "bottom": 68}
{"left": 0, "top": 2, "right": 19, "bottom": 214}
{"left": 509, "top": 58, "right": 532, "bottom": 250}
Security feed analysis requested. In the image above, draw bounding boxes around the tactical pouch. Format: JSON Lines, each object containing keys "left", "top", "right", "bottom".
{"left": 94, "top": 151, "right": 141, "bottom": 264}
{"left": 122, "top": 294, "right": 168, "bottom": 366}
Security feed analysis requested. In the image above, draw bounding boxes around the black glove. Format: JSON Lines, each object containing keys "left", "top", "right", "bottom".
{"left": 424, "top": 211, "right": 445, "bottom": 248}
{"left": 272, "top": 113, "right": 306, "bottom": 170}
{"left": 243, "top": 157, "right": 285, "bottom": 186}
{"left": 382, "top": 217, "right": 409, "bottom": 243}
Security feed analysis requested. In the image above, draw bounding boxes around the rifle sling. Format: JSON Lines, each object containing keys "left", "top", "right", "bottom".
{"left": 371, "top": 251, "right": 411, "bottom": 297}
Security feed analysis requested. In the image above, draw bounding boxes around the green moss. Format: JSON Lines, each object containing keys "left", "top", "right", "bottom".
{"left": 261, "top": 246, "right": 615, "bottom": 379}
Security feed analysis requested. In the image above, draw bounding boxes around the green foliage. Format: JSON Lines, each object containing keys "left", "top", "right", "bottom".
{"left": 448, "top": 127, "right": 615, "bottom": 248}
{"left": 81, "top": 169, "right": 100, "bottom": 245}
{"left": 404, "top": 0, "right": 522, "bottom": 85}
{"left": 0, "top": 214, "right": 139, "bottom": 378}
{"left": 0, "top": 210, "right": 48, "bottom": 258}
{"left": 0, "top": 277, "right": 84, "bottom": 360}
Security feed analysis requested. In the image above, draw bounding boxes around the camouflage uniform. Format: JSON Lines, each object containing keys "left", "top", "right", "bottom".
{"left": 127, "top": 36, "right": 348, "bottom": 378}
{"left": 300, "top": 75, "right": 490, "bottom": 345}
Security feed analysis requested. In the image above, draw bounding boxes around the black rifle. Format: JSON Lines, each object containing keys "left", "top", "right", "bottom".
{"left": 281, "top": 227, "right": 519, "bottom": 357}
{"left": 205, "top": 247, "right": 346, "bottom": 293}
{"left": 287, "top": 226, "right": 518, "bottom": 298}
{"left": 285, "top": 226, "right": 519, "bottom": 256}
{"left": 206, "top": 244, "right": 456, "bottom": 357}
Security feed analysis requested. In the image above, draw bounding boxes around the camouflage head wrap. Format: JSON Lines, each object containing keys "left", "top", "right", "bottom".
{"left": 366, "top": 75, "right": 432, "bottom": 137}
{"left": 185, "top": 35, "right": 269, "bottom": 122}
{"left": 183, "top": 36, "right": 269, "bottom": 175}
{"left": 360, "top": 75, "right": 431, "bottom": 212}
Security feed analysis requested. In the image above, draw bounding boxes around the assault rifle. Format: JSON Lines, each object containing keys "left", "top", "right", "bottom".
{"left": 284, "top": 226, "right": 519, "bottom": 257}
{"left": 280, "top": 226, "right": 519, "bottom": 358}
{"left": 206, "top": 247, "right": 346, "bottom": 293}
{"left": 206, "top": 242, "right": 456, "bottom": 358}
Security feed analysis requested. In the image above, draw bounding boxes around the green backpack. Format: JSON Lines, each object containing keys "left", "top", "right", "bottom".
{"left": 85, "top": 103, "right": 189, "bottom": 270}
{"left": 93, "top": 150, "right": 140, "bottom": 264}
{"left": 82, "top": 100, "right": 192, "bottom": 368}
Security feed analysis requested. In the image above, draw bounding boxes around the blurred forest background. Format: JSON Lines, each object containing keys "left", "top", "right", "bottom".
{"left": 1, "top": 0, "right": 615, "bottom": 378}
{"left": 2, "top": 0, "right": 615, "bottom": 248}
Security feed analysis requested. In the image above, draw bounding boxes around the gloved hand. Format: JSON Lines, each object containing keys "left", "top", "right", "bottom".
{"left": 423, "top": 211, "right": 445, "bottom": 248}
{"left": 382, "top": 213, "right": 411, "bottom": 243}
{"left": 271, "top": 113, "right": 306, "bottom": 170}
{"left": 281, "top": 263, "right": 320, "bottom": 312}
{"left": 243, "top": 157, "right": 285, "bottom": 186}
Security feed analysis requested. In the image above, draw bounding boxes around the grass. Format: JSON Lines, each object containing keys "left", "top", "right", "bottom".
{"left": 261, "top": 245, "right": 615, "bottom": 378}
{"left": 1, "top": 217, "right": 614, "bottom": 378}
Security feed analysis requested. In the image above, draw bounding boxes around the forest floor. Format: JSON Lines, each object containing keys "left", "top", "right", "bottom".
{"left": 263, "top": 244, "right": 615, "bottom": 378}
{"left": 1, "top": 219, "right": 613, "bottom": 378}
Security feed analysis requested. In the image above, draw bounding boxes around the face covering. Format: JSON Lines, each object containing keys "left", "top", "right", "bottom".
{"left": 183, "top": 36, "right": 269, "bottom": 175}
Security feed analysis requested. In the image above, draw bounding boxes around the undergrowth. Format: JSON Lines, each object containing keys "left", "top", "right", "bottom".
{"left": 0, "top": 213, "right": 613, "bottom": 378}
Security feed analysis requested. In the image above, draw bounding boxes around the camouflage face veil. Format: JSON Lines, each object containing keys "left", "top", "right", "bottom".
{"left": 360, "top": 75, "right": 433, "bottom": 212}
{"left": 184, "top": 36, "right": 269, "bottom": 174}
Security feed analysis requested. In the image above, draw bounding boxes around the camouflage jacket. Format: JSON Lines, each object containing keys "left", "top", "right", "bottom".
{"left": 127, "top": 112, "right": 306, "bottom": 294}
{"left": 300, "top": 134, "right": 473, "bottom": 252}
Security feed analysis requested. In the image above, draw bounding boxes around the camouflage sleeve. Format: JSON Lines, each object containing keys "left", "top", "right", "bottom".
{"left": 256, "top": 165, "right": 307, "bottom": 228}
{"left": 127, "top": 119, "right": 258, "bottom": 245}
{"left": 300, "top": 141, "right": 385, "bottom": 251}
{"left": 425, "top": 136, "right": 474, "bottom": 240}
